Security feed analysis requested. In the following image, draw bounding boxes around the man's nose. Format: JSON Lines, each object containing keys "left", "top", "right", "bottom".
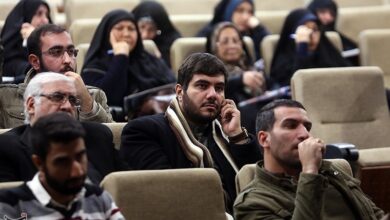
{"left": 59, "top": 98, "right": 74, "bottom": 111}
{"left": 62, "top": 51, "right": 72, "bottom": 63}
{"left": 297, "top": 125, "right": 310, "bottom": 140}
{"left": 206, "top": 87, "right": 218, "bottom": 98}
{"left": 70, "top": 161, "right": 84, "bottom": 178}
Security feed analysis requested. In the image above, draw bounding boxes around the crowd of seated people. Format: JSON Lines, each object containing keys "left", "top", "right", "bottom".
{"left": 0, "top": 0, "right": 389, "bottom": 218}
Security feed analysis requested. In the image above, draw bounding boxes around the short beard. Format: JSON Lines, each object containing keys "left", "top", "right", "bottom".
{"left": 44, "top": 167, "right": 86, "bottom": 195}
{"left": 182, "top": 91, "right": 220, "bottom": 125}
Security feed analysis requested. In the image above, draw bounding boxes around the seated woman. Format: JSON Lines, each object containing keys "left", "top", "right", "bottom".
{"left": 207, "top": 22, "right": 267, "bottom": 104}
{"left": 132, "top": 1, "right": 182, "bottom": 67}
{"left": 270, "top": 8, "right": 350, "bottom": 87}
{"left": 197, "top": 0, "right": 269, "bottom": 60}
{"left": 81, "top": 9, "right": 176, "bottom": 119}
{"left": 1, "top": 0, "right": 52, "bottom": 82}
{"left": 308, "top": 0, "right": 359, "bottom": 65}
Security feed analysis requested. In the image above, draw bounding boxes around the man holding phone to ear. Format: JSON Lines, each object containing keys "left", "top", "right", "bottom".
{"left": 120, "top": 52, "right": 261, "bottom": 212}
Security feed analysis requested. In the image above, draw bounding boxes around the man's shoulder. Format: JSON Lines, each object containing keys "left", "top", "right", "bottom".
{"left": 129, "top": 113, "right": 168, "bottom": 126}
{"left": 0, "top": 184, "right": 32, "bottom": 206}
{"left": 0, "top": 125, "right": 26, "bottom": 142}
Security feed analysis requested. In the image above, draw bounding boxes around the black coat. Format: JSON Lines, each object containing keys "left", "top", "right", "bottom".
{"left": 119, "top": 113, "right": 261, "bottom": 211}
{"left": 0, "top": 122, "right": 128, "bottom": 184}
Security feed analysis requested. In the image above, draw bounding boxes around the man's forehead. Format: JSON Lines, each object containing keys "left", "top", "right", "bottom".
{"left": 274, "top": 106, "right": 309, "bottom": 122}
{"left": 41, "top": 80, "right": 76, "bottom": 92}
{"left": 190, "top": 73, "right": 225, "bottom": 83}
{"left": 40, "top": 32, "right": 73, "bottom": 48}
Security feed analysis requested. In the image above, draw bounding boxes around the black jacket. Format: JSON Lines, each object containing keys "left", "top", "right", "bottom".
{"left": 0, "top": 122, "right": 128, "bottom": 184}
{"left": 119, "top": 113, "right": 261, "bottom": 211}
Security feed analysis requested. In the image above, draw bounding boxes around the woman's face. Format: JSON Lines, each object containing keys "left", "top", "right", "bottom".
{"left": 110, "top": 20, "right": 138, "bottom": 51}
{"left": 30, "top": 5, "right": 50, "bottom": 28}
{"left": 231, "top": 1, "right": 253, "bottom": 32}
{"left": 216, "top": 27, "right": 243, "bottom": 63}
{"left": 316, "top": 8, "right": 335, "bottom": 26}
{"left": 138, "top": 19, "right": 158, "bottom": 40}
{"left": 305, "top": 21, "right": 321, "bottom": 51}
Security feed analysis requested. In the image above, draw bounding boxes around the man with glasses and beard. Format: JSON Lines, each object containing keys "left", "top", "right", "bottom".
{"left": 0, "top": 24, "right": 113, "bottom": 129}
{"left": 0, "top": 72, "right": 127, "bottom": 184}
{"left": 0, "top": 112, "right": 125, "bottom": 219}
{"left": 120, "top": 53, "right": 261, "bottom": 212}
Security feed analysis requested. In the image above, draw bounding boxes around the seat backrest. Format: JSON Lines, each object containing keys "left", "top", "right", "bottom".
{"left": 64, "top": 0, "right": 139, "bottom": 27}
{"left": 235, "top": 159, "right": 352, "bottom": 194}
{"left": 158, "top": 0, "right": 218, "bottom": 15}
{"left": 359, "top": 29, "right": 390, "bottom": 88}
{"left": 69, "top": 18, "right": 100, "bottom": 46}
{"left": 0, "top": 0, "right": 18, "bottom": 21}
{"left": 254, "top": 0, "right": 305, "bottom": 11}
{"left": 170, "top": 37, "right": 255, "bottom": 77}
{"left": 337, "top": 6, "right": 390, "bottom": 43}
{"left": 0, "top": 181, "right": 23, "bottom": 190}
{"left": 256, "top": 10, "right": 289, "bottom": 34}
{"left": 170, "top": 14, "right": 211, "bottom": 37}
{"left": 100, "top": 168, "right": 227, "bottom": 220}
{"left": 291, "top": 66, "right": 390, "bottom": 149}
{"left": 261, "top": 32, "right": 342, "bottom": 75}
{"left": 235, "top": 163, "right": 256, "bottom": 194}
{"left": 103, "top": 122, "right": 127, "bottom": 150}
{"left": 334, "top": 0, "right": 386, "bottom": 7}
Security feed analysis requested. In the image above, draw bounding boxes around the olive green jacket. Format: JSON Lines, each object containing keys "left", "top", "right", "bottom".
{"left": 0, "top": 69, "right": 113, "bottom": 128}
{"left": 234, "top": 161, "right": 385, "bottom": 220}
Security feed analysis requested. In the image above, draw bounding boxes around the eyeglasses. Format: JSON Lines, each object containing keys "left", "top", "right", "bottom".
{"left": 41, "top": 46, "right": 79, "bottom": 58}
{"left": 37, "top": 92, "right": 81, "bottom": 107}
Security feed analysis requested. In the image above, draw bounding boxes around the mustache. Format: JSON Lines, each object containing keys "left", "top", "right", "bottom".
{"left": 61, "top": 65, "right": 75, "bottom": 73}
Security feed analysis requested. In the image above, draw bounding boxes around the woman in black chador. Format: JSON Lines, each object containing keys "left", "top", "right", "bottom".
{"left": 81, "top": 9, "right": 175, "bottom": 109}
{"left": 270, "top": 8, "right": 350, "bottom": 87}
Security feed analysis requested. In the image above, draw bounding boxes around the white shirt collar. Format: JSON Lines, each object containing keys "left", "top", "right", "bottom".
{"left": 27, "top": 173, "right": 86, "bottom": 210}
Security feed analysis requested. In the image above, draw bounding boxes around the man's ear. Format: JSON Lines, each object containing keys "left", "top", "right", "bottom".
{"left": 32, "top": 154, "right": 43, "bottom": 171}
{"left": 258, "top": 131, "right": 270, "bottom": 149}
{"left": 26, "top": 96, "right": 36, "bottom": 117}
{"left": 28, "top": 54, "right": 40, "bottom": 71}
{"left": 175, "top": 84, "right": 183, "bottom": 101}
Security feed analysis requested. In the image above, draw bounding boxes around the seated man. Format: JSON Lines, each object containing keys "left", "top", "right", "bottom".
{"left": 234, "top": 99, "right": 385, "bottom": 219}
{"left": 0, "top": 24, "right": 113, "bottom": 128}
{"left": 0, "top": 72, "right": 127, "bottom": 183}
{"left": 0, "top": 112, "right": 124, "bottom": 219}
{"left": 120, "top": 53, "right": 261, "bottom": 211}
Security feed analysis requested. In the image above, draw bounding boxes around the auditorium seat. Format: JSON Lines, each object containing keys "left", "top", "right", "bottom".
{"left": 291, "top": 66, "right": 390, "bottom": 211}
{"left": 359, "top": 29, "right": 390, "bottom": 88}
{"left": 69, "top": 18, "right": 100, "bottom": 46}
{"left": 254, "top": 0, "right": 305, "bottom": 11}
{"left": 101, "top": 168, "right": 228, "bottom": 220}
{"left": 158, "top": 0, "right": 218, "bottom": 15}
{"left": 337, "top": 6, "right": 390, "bottom": 43}
{"left": 103, "top": 123, "right": 127, "bottom": 150}
{"left": 170, "top": 14, "right": 211, "bottom": 37}
{"left": 334, "top": 0, "right": 386, "bottom": 7}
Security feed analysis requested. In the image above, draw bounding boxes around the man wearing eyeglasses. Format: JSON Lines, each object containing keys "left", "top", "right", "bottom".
{"left": 0, "top": 24, "right": 113, "bottom": 128}
{"left": 0, "top": 72, "right": 128, "bottom": 183}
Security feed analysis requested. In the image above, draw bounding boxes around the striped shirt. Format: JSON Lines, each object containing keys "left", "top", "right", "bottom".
{"left": 0, "top": 174, "right": 125, "bottom": 220}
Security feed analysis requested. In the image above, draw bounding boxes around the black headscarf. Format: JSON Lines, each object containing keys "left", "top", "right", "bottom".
{"left": 307, "top": 0, "right": 357, "bottom": 51}
{"left": 132, "top": 1, "right": 181, "bottom": 67}
{"left": 0, "top": 0, "right": 52, "bottom": 78}
{"left": 270, "top": 8, "right": 350, "bottom": 86}
{"left": 81, "top": 9, "right": 175, "bottom": 106}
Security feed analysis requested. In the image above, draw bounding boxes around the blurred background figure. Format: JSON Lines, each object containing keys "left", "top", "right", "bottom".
{"left": 207, "top": 22, "right": 268, "bottom": 104}
{"left": 270, "top": 8, "right": 350, "bottom": 87}
{"left": 1, "top": 0, "right": 52, "bottom": 83}
{"left": 81, "top": 10, "right": 175, "bottom": 121}
{"left": 307, "top": 0, "right": 359, "bottom": 65}
{"left": 132, "top": 0, "right": 182, "bottom": 67}
{"left": 197, "top": 0, "right": 269, "bottom": 60}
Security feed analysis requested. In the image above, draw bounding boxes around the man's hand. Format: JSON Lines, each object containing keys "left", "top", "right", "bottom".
{"left": 64, "top": 71, "right": 94, "bottom": 113}
{"left": 110, "top": 31, "right": 131, "bottom": 56}
{"left": 20, "top": 23, "right": 35, "bottom": 40}
{"left": 298, "top": 137, "right": 325, "bottom": 174}
{"left": 220, "top": 99, "right": 242, "bottom": 137}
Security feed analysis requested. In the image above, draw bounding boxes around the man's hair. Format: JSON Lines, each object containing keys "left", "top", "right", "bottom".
{"left": 177, "top": 53, "right": 227, "bottom": 90}
{"left": 256, "top": 99, "right": 306, "bottom": 133}
{"left": 27, "top": 24, "right": 67, "bottom": 56}
{"left": 30, "top": 112, "right": 85, "bottom": 161}
{"left": 24, "top": 72, "right": 73, "bottom": 124}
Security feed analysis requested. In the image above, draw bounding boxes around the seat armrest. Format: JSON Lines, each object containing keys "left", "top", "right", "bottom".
{"left": 324, "top": 143, "right": 359, "bottom": 161}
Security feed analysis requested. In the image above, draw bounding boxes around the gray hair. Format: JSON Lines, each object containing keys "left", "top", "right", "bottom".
{"left": 24, "top": 72, "right": 74, "bottom": 124}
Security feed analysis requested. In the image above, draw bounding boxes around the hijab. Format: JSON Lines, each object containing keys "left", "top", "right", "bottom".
{"left": 270, "top": 8, "right": 350, "bottom": 86}
{"left": 82, "top": 9, "right": 175, "bottom": 98}
{"left": 132, "top": 1, "right": 181, "bottom": 66}
{"left": 1, "top": 0, "right": 52, "bottom": 77}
